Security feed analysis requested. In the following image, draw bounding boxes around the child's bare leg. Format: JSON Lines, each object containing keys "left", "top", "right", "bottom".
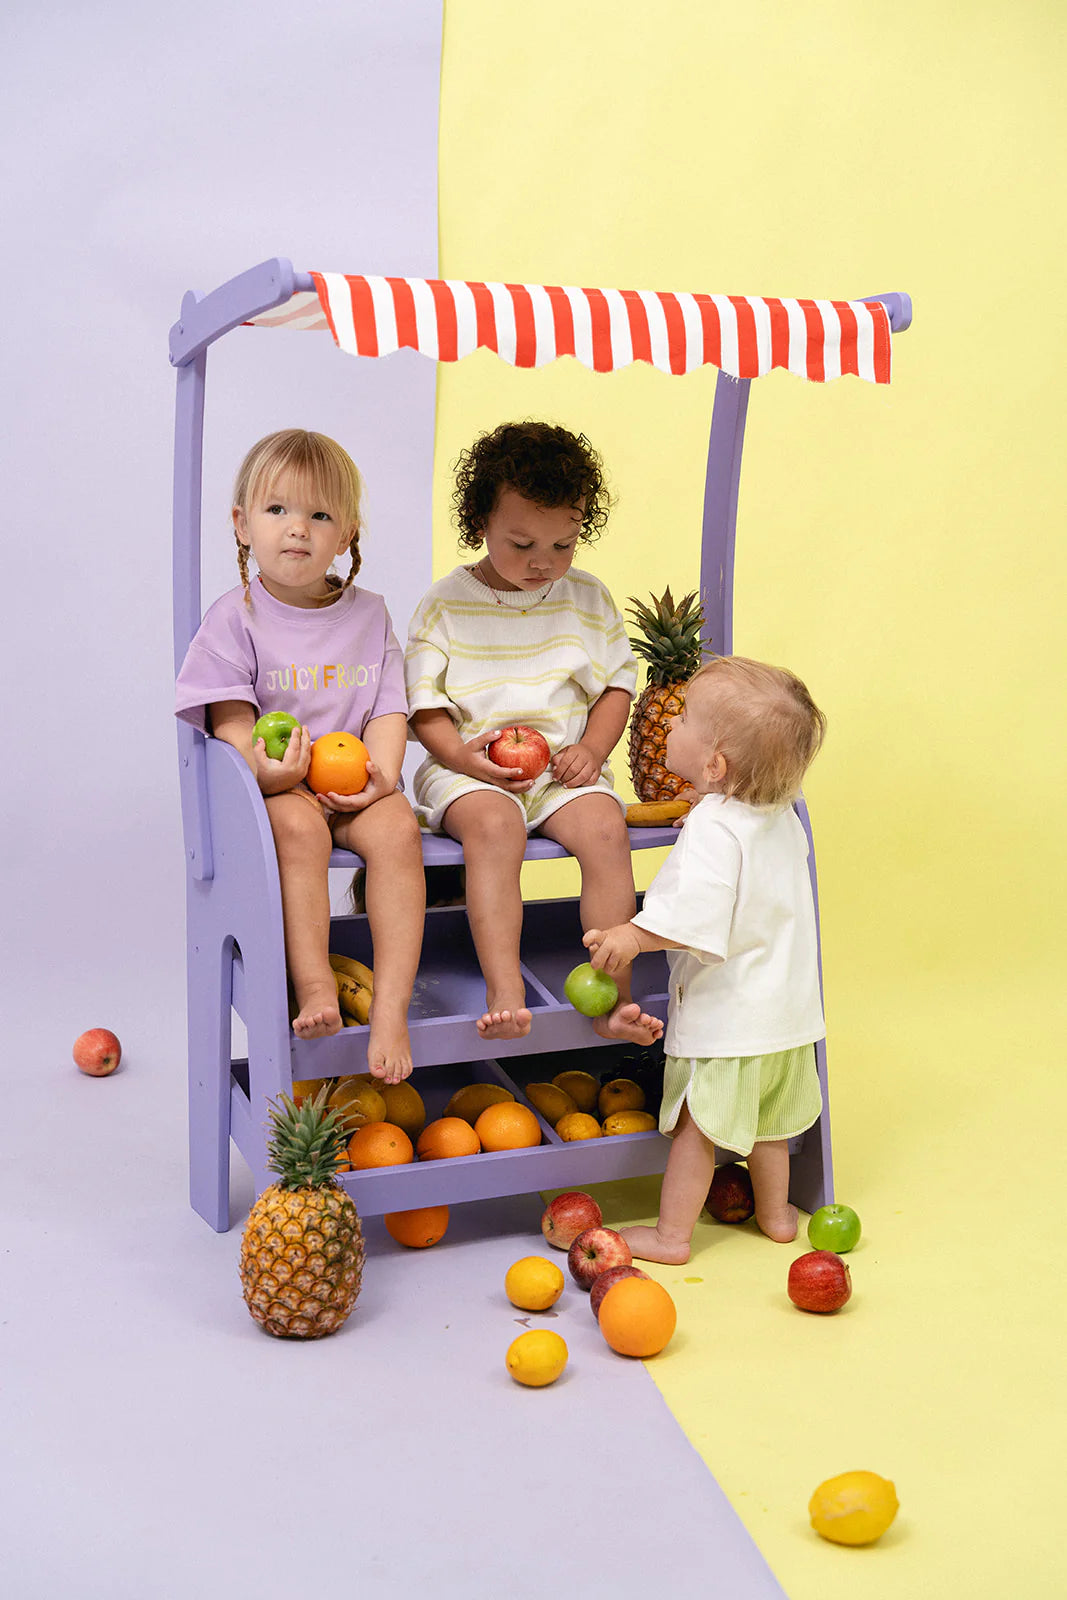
{"left": 444, "top": 791, "right": 532, "bottom": 1040}
{"left": 621, "top": 1105, "right": 714, "bottom": 1264}
{"left": 334, "top": 794, "right": 424, "bottom": 1084}
{"left": 265, "top": 792, "right": 341, "bottom": 1040}
{"left": 746, "top": 1139, "right": 798, "bottom": 1241}
{"left": 539, "top": 795, "right": 663, "bottom": 1047}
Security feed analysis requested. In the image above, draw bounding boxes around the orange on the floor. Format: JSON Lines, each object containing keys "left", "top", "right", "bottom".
{"left": 384, "top": 1205, "right": 450, "bottom": 1248}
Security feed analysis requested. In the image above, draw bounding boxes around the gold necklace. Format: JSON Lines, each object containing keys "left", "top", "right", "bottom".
{"left": 475, "top": 558, "right": 555, "bottom": 615}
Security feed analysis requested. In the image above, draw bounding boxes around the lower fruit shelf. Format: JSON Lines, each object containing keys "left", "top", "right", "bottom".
{"left": 231, "top": 1051, "right": 673, "bottom": 1218}
{"left": 227, "top": 891, "right": 829, "bottom": 1218}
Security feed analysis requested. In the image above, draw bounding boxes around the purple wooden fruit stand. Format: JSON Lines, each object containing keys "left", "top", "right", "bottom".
{"left": 171, "top": 262, "right": 911, "bottom": 1229}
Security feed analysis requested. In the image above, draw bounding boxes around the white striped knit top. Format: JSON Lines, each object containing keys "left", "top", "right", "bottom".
{"left": 404, "top": 564, "right": 638, "bottom": 750}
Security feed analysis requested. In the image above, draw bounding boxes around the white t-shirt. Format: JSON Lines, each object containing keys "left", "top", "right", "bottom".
{"left": 632, "top": 793, "right": 825, "bottom": 1057}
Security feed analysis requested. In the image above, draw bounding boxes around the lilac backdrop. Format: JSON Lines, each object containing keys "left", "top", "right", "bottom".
{"left": 1, "top": 0, "right": 441, "bottom": 1042}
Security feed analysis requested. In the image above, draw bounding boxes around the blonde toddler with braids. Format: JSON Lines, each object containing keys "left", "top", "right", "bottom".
{"left": 176, "top": 429, "right": 424, "bottom": 1080}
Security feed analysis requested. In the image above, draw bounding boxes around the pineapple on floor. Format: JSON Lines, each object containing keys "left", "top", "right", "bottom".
{"left": 626, "top": 587, "right": 708, "bottom": 802}
{"left": 240, "top": 1089, "right": 365, "bottom": 1339}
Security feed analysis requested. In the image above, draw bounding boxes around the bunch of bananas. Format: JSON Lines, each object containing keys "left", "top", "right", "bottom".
{"left": 329, "top": 953, "right": 374, "bottom": 1026}
{"left": 625, "top": 799, "right": 690, "bottom": 826}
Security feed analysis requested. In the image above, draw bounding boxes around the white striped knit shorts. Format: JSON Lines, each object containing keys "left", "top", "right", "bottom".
{"left": 659, "top": 1046, "right": 823, "bottom": 1156}
{"left": 413, "top": 760, "right": 626, "bottom": 835}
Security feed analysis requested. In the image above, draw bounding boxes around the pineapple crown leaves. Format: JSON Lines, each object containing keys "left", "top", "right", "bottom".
{"left": 625, "top": 586, "right": 710, "bottom": 687}
{"left": 264, "top": 1087, "right": 348, "bottom": 1190}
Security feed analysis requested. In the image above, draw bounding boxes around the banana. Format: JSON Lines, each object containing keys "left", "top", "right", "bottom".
{"left": 328, "top": 952, "right": 375, "bottom": 993}
{"left": 333, "top": 970, "right": 372, "bottom": 1026}
{"left": 625, "top": 799, "right": 691, "bottom": 827}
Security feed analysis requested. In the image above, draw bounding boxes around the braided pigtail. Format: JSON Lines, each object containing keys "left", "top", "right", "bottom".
{"left": 340, "top": 536, "right": 362, "bottom": 590}
{"left": 236, "top": 534, "right": 254, "bottom": 608}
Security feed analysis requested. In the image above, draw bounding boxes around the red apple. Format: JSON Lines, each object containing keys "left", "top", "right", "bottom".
{"left": 787, "top": 1250, "right": 853, "bottom": 1314}
{"left": 73, "top": 1028, "right": 122, "bottom": 1077}
{"left": 567, "top": 1226, "right": 632, "bottom": 1290}
{"left": 487, "top": 725, "right": 551, "bottom": 781}
{"left": 541, "top": 1190, "right": 603, "bottom": 1250}
{"left": 589, "top": 1263, "right": 649, "bottom": 1320}
{"left": 705, "top": 1162, "right": 755, "bottom": 1224}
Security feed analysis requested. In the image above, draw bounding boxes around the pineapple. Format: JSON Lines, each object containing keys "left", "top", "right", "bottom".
{"left": 240, "top": 1088, "right": 365, "bottom": 1340}
{"left": 626, "top": 587, "right": 709, "bottom": 801}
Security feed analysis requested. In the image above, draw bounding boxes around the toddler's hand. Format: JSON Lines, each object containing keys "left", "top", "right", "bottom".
{"left": 551, "top": 741, "right": 603, "bottom": 788}
{"left": 320, "top": 757, "right": 395, "bottom": 814}
{"left": 583, "top": 923, "right": 641, "bottom": 978}
{"left": 461, "top": 730, "right": 537, "bottom": 792}
{"left": 253, "top": 723, "right": 311, "bottom": 794}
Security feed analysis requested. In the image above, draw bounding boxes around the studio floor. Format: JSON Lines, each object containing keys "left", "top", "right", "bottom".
{"left": 4, "top": 965, "right": 1061, "bottom": 1599}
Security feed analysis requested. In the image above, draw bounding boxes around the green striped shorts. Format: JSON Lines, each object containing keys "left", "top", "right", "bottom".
{"left": 660, "top": 1046, "right": 822, "bottom": 1156}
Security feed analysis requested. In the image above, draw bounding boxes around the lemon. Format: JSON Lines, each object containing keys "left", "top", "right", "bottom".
{"left": 377, "top": 1080, "right": 426, "bottom": 1141}
{"left": 524, "top": 1082, "right": 578, "bottom": 1126}
{"left": 505, "top": 1329, "right": 568, "bottom": 1387}
{"left": 555, "top": 1112, "right": 603, "bottom": 1141}
{"left": 551, "top": 1070, "right": 600, "bottom": 1114}
{"left": 808, "top": 1470, "right": 899, "bottom": 1546}
{"left": 505, "top": 1256, "right": 566, "bottom": 1311}
{"left": 602, "top": 1110, "right": 658, "bottom": 1136}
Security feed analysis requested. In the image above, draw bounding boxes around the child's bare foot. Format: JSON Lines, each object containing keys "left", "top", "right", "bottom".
{"left": 593, "top": 1001, "right": 664, "bottom": 1047}
{"left": 366, "top": 1007, "right": 413, "bottom": 1085}
{"left": 292, "top": 980, "right": 343, "bottom": 1040}
{"left": 620, "top": 1224, "right": 691, "bottom": 1265}
{"left": 755, "top": 1202, "right": 799, "bottom": 1243}
{"left": 476, "top": 1006, "right": 532, "bottom": 1041}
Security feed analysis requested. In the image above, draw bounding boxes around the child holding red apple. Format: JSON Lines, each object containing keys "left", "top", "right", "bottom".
{"left": 583, "top": 656, "right": 827, "bottom": 1260}
{"left": 175, "top": 430, "right": 424, "bottom": 1079}
{"left": 405, "top": 421, "right": 662, "bottom": 1049}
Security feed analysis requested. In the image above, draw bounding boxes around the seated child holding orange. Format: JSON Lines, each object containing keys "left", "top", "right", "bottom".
{"left": 175, "top": 429, "right": 424, "bottom": 1081}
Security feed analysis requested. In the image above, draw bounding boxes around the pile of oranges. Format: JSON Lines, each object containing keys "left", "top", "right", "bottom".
{"left": 346, "top": 1097, "right": 543, "bottom": 1175}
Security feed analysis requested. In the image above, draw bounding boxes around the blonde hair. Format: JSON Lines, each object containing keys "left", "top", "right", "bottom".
{"left": 232, "top": 429, "right": 364, "bottom": 605}
{"left": 686, "top": 656, "right": 826, "bottom": 807}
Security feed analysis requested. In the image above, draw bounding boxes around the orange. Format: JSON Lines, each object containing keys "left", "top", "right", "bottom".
{"left": 598, "top": 1276, "right": 677, "bottom": 1358}
{"left": 555, "top": 1112, "right": 603, "bottom": 1141}
{"left": 307, "top": 732, "right": 369, "bottom": 797}
{"left": 346, "top": 1120, "right": 414, "bottom": 1169}
{"left": 384, "top": 1204, "right": 450, "bottom": 1249}
{"left": 416, "top": 1116, "right": 481, "bottom": 1161}
{"left": 598, "top": 1078, "right": 646, "bottom": 1118}
{"left": 474, "top": 1100, "right": 542, "bottom": 1151}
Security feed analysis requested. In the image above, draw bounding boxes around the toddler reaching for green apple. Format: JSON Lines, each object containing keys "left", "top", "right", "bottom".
{"left": 584, "top": 656, "right": 827, "bottom": 1259}
{"left": 175, "top": 429, "right": 424, "bottom": 1081}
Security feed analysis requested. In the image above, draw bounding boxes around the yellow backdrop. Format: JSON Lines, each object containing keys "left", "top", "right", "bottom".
{"left": 437, "top": 4, "right": 1064, "bottom": 1594}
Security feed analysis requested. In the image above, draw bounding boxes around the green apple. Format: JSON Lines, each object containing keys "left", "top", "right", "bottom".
{"left": 807, "top": 1203, "right": 862, "bottom": 1254}
{"left": 564, "top": 962, "right": 619, "bottom": 1018}
{"left": 252, "top": 711, "right": 300, "bottom": 761}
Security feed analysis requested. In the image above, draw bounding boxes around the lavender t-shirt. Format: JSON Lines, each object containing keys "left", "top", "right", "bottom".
{"left": 175, "top": 579, "right": 408, "bottom": 737}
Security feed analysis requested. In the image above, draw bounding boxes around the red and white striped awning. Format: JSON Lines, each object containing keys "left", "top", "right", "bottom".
{"left": 249, "top": 273, "right": 892, "bottom": 384}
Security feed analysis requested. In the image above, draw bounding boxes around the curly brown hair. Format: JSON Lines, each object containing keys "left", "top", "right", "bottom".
{"left": 452, "top": 421, "right": 611, "bottom": 550}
